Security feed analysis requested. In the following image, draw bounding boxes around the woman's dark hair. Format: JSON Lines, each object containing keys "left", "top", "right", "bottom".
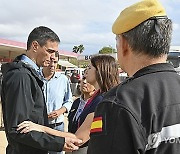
{"left": 90, "top": 55, "right": 120, "bottom": 93}
{"left": 27, "top": 26, "right": 60, "bottom": 50}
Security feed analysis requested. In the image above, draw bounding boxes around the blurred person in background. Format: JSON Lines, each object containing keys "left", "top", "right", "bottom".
{"left": 70, "top": 70, "right": 80, "bottom": 96}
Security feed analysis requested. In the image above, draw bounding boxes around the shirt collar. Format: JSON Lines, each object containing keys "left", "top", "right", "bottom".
{"left": 41, "top": 71, "right": 62, "bottom": 81}
{"left": 21, "top": 55, "right": 39, "bottom": 72}
{"left": 79, "top": 96, "right": 86, "bottom": 105}
{"left": 53, "top": 72, "right": 61, "bottom": 78}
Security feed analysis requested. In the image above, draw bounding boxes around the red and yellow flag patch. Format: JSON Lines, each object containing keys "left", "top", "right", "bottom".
{"left": 90, "top": 116, "right": 103, "bottom": 133}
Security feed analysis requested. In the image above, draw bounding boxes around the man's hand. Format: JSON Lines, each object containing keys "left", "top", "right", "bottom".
{"left": 48, "top": 107, "right": 67, "bottom": 120}
{"left": 63, "top": 137, "right": 82, "bottom": 152}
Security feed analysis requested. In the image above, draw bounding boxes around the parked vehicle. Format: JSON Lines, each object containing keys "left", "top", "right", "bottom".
{"left": 167, "top": 50, "right": 180, "bottom": 75}
{"left": 65, "top": 68, "right": 85, "bottom": 79}
{"left": 167, "top": 51, "right": 180, "bottom": 68}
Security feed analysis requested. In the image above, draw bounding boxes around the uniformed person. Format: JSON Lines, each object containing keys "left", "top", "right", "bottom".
{"left": 88, "top": 0, "right": 180, "bottom": 154}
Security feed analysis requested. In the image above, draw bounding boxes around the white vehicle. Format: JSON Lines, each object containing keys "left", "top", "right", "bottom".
{"left": 119, "top": 72, "right": 128, "bottom": 81}
{"left": 167, "top": 51, "right": 180, "bottom": 68}
{"left": 167, "top": 50, "right": 180, "bottom": 74}
{"left": 65, "top": 68, "right": 85, "bottom": 79}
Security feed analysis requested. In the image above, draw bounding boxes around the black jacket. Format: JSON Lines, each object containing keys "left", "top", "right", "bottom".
{"left": 68, "top": 93, "right": 103, "bottom": 148}
{"left": 1, "top": 55, "right": 64, "bottom": 154}
{"left": 88, "top": 63, "right": 180, "bottom": 154}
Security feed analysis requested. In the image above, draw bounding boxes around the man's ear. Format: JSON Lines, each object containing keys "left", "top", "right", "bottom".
{"left": 31, "top": 41, "right": 39, "bottom": 52}
{"left": 120, "top": 35, "right": 129, "bottom": 57}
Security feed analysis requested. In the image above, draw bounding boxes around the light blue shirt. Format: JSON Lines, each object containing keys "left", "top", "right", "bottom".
{"left": 21, "top": 55, "right": 40, "bottom": 72}
{"left": 42, "top": 72, "right": 73, "bottom": 124}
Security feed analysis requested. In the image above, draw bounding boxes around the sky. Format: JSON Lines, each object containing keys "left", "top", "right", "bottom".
{"left": 0, "top": 0, "right": 179, "bottom": 55}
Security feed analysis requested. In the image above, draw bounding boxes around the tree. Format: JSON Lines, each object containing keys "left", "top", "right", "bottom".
{"left": 72, "top": 46, "right": 78, "bottom": 53}
{"left": 99, "top": 46, "right": 116, "bottom": 54}
{"left": 72, "top": 44, "right": 85, "bottom": 54}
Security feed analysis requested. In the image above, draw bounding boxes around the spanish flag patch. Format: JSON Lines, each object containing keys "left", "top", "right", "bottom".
{"left": 90, "top": 116, "right": 103, "bottom": 133}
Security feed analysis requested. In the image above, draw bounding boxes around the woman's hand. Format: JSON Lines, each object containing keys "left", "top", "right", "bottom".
{"left": 17, "top": 121, "right": 45, "bottom": 133}
{"left": 62, "top": 132, "right": 77, "bottom": 139}
{"left": 17, "top": 121, "right": 79, "bottom": 142}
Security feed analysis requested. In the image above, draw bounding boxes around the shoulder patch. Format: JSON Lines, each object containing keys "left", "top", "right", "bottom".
{"left": 90, "top": 116, "right": 103, "bottom": 133}
{"left": 90, "top": 114, "right": 107, "bottom": 136}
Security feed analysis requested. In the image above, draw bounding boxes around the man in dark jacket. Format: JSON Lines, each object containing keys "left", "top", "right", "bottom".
{"left": 1, "top": 26, "right": 81, "bottom": 154}
{"left": 88, "top": 0, "right": 180, "bottom": 154}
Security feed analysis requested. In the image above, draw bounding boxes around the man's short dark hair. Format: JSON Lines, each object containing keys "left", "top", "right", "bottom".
{"left": 122, "top": 18, "right": 172, "bottom": 57}
{"left": 27, "top": 26, "right": 60, "bottom": 50}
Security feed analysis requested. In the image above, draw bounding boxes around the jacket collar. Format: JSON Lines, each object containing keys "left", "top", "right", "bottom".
{"left": 133, "top": 63, "right": 176, "bottom": 79}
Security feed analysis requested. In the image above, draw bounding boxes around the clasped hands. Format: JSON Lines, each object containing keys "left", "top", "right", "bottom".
{"left": 17, "top": 121, "right": 82, "bottom": 152}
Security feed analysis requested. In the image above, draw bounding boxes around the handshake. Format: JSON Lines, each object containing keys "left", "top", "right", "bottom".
{"left": 64, "top": 137, "right": 83, "bottom": 152}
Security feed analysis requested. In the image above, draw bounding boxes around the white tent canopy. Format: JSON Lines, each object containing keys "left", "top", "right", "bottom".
{"left": 58, "top": 59, "right": 77, "bottom": 68}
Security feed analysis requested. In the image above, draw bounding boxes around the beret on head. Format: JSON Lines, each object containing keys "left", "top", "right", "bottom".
{"left": 112, "top": 0, "right": 167, "bottom": 34}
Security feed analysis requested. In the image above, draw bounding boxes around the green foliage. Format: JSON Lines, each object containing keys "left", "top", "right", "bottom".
{"left": 69, "top": 58, "right": 88, "bottom": 68}
{"left": 99, "top": 46, "right": 116, "bottom": 54}
{"left": 72, "top": 44, "right": 85, "bottom": 54}
{"left": 69, "top": 58, "right": 78, "bottom": 66}
{"left": 79, "top": 61, "right": 89, "bottom": 68}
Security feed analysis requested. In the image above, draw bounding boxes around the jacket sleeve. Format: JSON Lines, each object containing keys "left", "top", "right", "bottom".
{"left": 88, "top": 102, "right": 147, "bottom": 154}
{"left": 111, "top": 104, "right": 146, "bottom": 154}
{"left": 3, "top": 71, "right": 64, "bottom": 152}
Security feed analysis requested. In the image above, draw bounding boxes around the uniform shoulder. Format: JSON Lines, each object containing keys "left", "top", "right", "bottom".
{"left": 103, "top": 84, "right": 119, "bottom": 100}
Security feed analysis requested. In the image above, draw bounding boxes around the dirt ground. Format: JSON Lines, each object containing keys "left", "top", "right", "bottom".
{"left": 0, "top": 103, "right": 7, "bottom": 154}
{"left": 0, "top": 131, "right": 7, "bottom": 154}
